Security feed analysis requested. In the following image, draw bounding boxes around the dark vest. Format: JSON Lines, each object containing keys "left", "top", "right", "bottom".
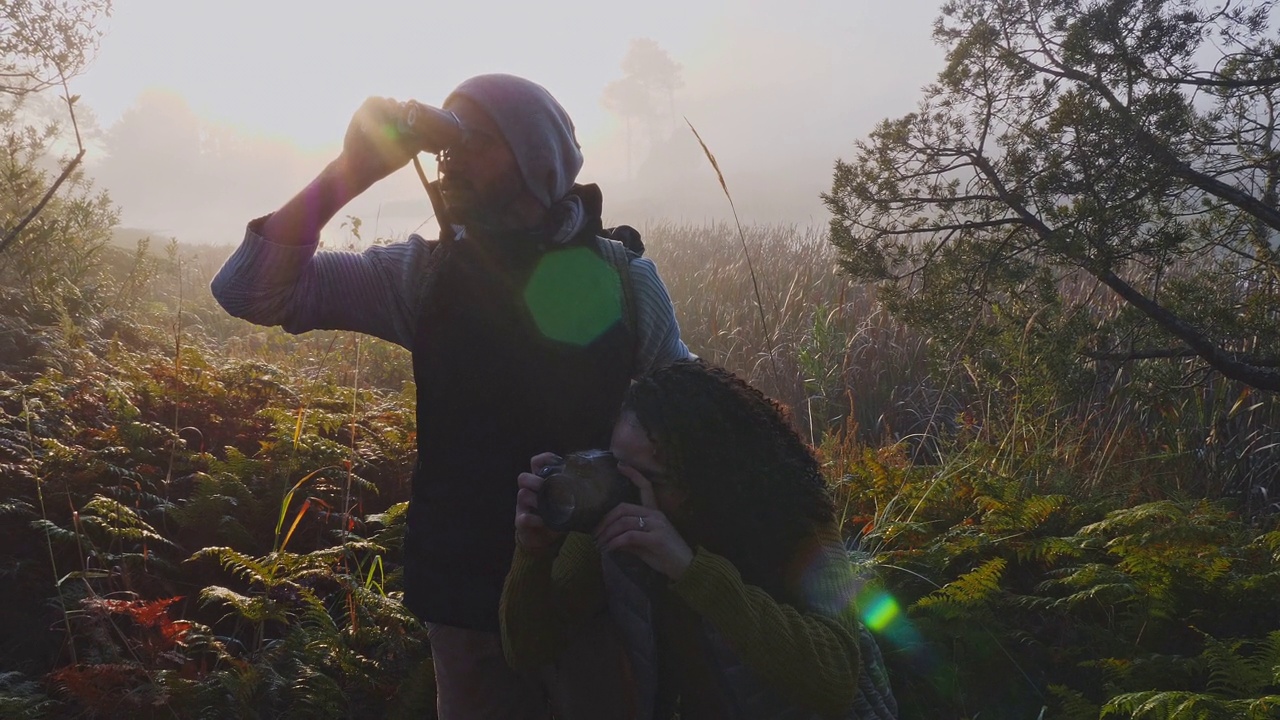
{"left": 404, "top": 228, "right": 635, "bottom": 630}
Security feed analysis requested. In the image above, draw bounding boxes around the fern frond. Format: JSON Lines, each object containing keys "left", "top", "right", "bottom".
{"left": 294, "top": 589, "right": 338, "bottom": 636}
{"left": 283, "top": 665, "right": 345, "bottom": 720}
{"left": 364, "top": 501, "right": 408, "bottom": 528}
{"left": 1016, "top": 535, "right": 1087, "bottom": 564}
{"left": 341, "top": 582, "right": 421, "bottom": 629}
{"left": 171, "top": 620, "right": 235, "bottom": 664}
{"left": 80, "top": 495, "right": 176, "bottom": 548}
{"left": 1260, "top": 632, "right": 1280, "bottom": 686}
{"left": 189, "top": 546, "right": 273, "bottom": 585}
{"left": 916, "top": 557, "right": 1007, "bottom": 613}
{"left": 198, "top": 585, "right": 286, "bottom": 626}
{"left": 1244, "top": 696, "right": 1280, "bottom": 718}
{"left": 1259, "top": 531, "right": 1280, "bottom": 564}
{"left": 0, "top": 499, "right": 35, "bottom": 518}
{"left": 1083, "top": 501, "right": 1187, "bottom": 537}
{"left": 1103, "top": 690, "right": 1198, "bottom": 719}
{"left": 1038, "top": 562, "right": 1140, "bottom": 603}
{"left": 1050, "top": 683, "right": 1100, "bottom": 720}
{"left": 1204, "top": 636, "right": 1269, "bottom": 698}
{"left": 1020, "top": 493, "right": 1067, "bottom": 527}
{"left": 29, "top": 518, "right": 89, "bottom": 549}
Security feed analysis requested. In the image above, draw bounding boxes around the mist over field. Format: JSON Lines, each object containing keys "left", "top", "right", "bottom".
{"left": 77, "top": 2, "right": 942, "bottom": 246}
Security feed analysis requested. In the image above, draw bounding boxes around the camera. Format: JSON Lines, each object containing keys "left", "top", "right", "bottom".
{"left": 536, "top": 450, "right": 638, "bottom": 533}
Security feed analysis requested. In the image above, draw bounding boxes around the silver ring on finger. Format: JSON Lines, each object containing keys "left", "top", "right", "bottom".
{"left": 637, "top": 515, "right": 647, "bottom": 531}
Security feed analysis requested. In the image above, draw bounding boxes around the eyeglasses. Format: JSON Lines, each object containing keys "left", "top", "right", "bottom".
{"left": 438, "top": 126, "right": 504, "bottom": 164}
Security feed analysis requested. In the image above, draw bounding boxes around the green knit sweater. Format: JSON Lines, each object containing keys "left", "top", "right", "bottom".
{"left": 500, "top": 531, "right": 863, "bottom": 718}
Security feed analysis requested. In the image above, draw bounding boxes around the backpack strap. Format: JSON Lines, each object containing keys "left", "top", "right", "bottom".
{"left": 413, "top": 156, "right": 457, "bottom": 244}
{"left": 564, "top": 183, "right": 645, "bottom": 376}
{"left": 591, "top": 233, "right": 641, "bottom": 376}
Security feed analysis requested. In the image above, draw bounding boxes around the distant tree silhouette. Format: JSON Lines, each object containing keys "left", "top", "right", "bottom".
{"left": 602, "top": 38, "right": 684, "bottom": 178}
{"left": 94, "top": 90, "right": 317, "bottom": 237}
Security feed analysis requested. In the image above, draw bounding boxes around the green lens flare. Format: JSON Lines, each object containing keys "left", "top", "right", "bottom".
{"left": 523, "top": 248, "right": 623, "bottom": 346}
{"left": 861, "top": 591, "right": 900, "bottom": 632}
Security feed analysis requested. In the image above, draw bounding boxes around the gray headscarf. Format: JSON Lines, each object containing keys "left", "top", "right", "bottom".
{"left": 445, "top": 74, "right": 584, "bottom": 210}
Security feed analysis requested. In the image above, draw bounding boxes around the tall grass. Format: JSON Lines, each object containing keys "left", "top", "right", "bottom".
{"left": 641, "top": 221, "right": 932, "bottom": 445}
{"left": 152, "top": 223, "right": 1279, "bottom": 507}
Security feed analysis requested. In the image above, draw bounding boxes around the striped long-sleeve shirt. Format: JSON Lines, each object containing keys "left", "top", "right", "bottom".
{"left": 210, "top": 218, "right": 692, "bottom": 374}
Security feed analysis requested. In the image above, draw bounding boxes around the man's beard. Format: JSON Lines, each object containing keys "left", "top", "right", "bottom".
{"left": 440, "top": 176, "right": 526, "bottom": 234}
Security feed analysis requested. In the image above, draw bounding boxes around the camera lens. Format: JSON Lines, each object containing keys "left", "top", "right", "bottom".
{"left": 539, "top": 478, "right": 577, "bottom": 529}
{"left": 534, "top": 450, "right": 630, "bottom": 533}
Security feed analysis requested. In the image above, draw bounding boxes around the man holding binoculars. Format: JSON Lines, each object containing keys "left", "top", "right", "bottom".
{"left": 211, "top": 73, "right": 691, "bottom": 718}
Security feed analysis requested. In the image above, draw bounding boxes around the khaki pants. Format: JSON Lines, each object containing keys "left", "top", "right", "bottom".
{"left": 427, "top": 613, "right": 637, "bottom": 720}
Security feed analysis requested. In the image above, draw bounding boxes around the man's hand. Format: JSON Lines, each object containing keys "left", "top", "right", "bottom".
{"left": 514, "top": 452, "right": 566, "bottom": 555}
{"left": 259, "top": 97, "right": 422, "bottom": 245}
{"left": 337, "top": 97, "right": 421, "bottom": 191}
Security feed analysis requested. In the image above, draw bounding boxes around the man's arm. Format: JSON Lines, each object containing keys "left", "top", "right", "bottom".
{"left": 210, "top": 225, "right": 435, "bottom": 347}
{"left": 628, "top": 257, "right": 694, "bottom": 374}
{"left": 210, "top": 97, "right": 432, "bottom": 345}
{"left": 265, "top": 97, "right": 422, "bottom": 248}
{"left": 259, "top": 157, "right": 371, "bottom": 249}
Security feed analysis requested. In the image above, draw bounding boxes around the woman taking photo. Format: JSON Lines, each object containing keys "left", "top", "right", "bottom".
{"left": 501, "top": 360, "right": 896, "bottom": 719}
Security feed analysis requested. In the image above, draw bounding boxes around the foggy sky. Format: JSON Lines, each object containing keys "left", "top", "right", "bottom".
{"left": 75, "top": 1, "right": 945, "bottom": 246}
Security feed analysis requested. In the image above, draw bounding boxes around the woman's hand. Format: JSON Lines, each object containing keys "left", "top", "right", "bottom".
{"left": 514, "top": 452, "right": 565, "bottom": 554}
{"left": 594, "top": 463, "right": 694, "bottom": 580}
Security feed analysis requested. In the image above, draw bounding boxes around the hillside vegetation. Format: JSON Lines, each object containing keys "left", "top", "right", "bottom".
{"left": 0, "top": 222, "right": 1276, "bottom": 718}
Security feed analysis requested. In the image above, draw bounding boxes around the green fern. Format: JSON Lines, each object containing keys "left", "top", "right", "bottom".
{"left": 915, "top": 557, "right": 1007, "bottom": 618}
{"left": 1050, "top": 684, "right": 1101, "bottom": 720}
{"left": 167, "top": 471, "right": 257, "bottom": 547}
{"left": 1099, "top": 632, "right": 1280, "bottom": 718}
{"left": 190, "top": 545, "right": 275, "bottom": 585}
{"left": 1204, "top": 636, "right": 1272, "bottom": 699}
{"left": 1033, "top": 563, "right": 1142, "bottom": 610}
{"left": 0, "top": 499, "right": 34, "bottom": 517}
{"left": 283, "top": 664, "right": 346, "bottom": 720}
{"left": 1103, "top": 690, "right": 1280, "bottom": 719}
{"left": 199, "top": 585, "right": 277, "bottom": 624}
{"left": 79, "top": 495, "right": 175, "bottom": 548}
{"left": 29, "top": 517, "right": 90, "bottom": 550}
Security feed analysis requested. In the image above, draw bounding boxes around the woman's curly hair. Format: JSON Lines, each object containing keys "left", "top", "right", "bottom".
{"left": 621, "top": 359, "right": 835, "bottom": 602}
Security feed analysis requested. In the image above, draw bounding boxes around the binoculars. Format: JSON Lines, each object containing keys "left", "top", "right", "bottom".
{"left": 396, "top": 101, "right": 468, "bottom": 154}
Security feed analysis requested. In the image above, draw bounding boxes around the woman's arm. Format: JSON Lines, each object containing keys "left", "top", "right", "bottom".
{"left": 499, "top": 533, "right": 607, "bottom": 671}
{"left": 670, "top": 546, "right": 863, "bottom": 719}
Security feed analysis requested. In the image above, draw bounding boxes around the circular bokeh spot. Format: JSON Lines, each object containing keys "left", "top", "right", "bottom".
{"left": 523, "top": 247, "right": 624, "bottom": 346}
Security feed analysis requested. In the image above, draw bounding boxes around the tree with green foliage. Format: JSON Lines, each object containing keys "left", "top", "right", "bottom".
{"left": 825, "top": 0, "right": 1280, "bottom": 394}
{"left": 0, "top": 0, "right": 113, "bottom": 262}
{"left": 0, "top": 0, "right": 112, "bottom": 97}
